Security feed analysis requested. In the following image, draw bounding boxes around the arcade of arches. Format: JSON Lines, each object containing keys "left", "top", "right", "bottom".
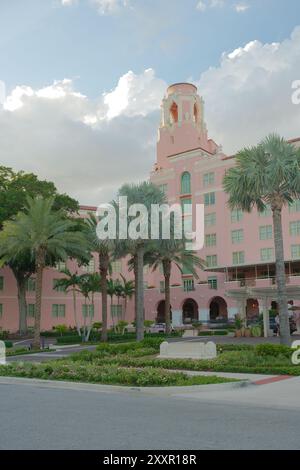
{"left": 209, "top": 297, "right": 228, "bottom": 321}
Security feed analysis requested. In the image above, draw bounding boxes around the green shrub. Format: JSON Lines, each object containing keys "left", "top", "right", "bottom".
{"left": 255, "top": 343, "right": 292, "bottom": 358}
{"left": 198, "top": 330, "right": 228, "bottom": 336}
{"left": 4, "top": 340, "right": 13, "bottom": 349}
{"left": 56, "top": 335, "right": 82, "bottom": 344}
{"left": 0, "top": 361, "right": 236, "bottom": 387}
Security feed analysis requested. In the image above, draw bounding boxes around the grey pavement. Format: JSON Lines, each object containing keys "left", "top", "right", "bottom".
{"left": 0, "top": 376, "right": 300, "bottom": 449}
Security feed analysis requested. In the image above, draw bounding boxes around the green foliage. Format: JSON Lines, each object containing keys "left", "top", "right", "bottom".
{"left": 254, "top": 343, "right": 292, "bottom": 358}
{"left": 4, "top": 340, "right": 13, "bottom": 348}
{"left": 115, "top": 321, "right": 129, "bottom": 335}
{"left": 53, "top": 324, "right": 69, "bottom": 336}
{"left": 56, "top": 335, "right": 82, "bottom": 344}
{"left": 0, "top": 361, "right": 235, "bottom": 387}
{"left": 250, "top": 325, "right": 262, "bottom": 337}
{"left": 0, "top": 330, "right": 9, "bottom": 340}
{"left": 198, "top": 330, "right": 228, "bottom": 336}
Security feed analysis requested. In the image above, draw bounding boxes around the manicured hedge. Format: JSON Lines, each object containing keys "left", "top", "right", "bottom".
{"left": 198, "top": 330, "right": 228, "bottom": 336}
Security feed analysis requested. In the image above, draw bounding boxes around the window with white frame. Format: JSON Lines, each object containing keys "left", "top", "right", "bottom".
{"left": 208, "top": 276, "right": 218, "bottom": 290}
{"left": 111, "top": 260, "right": 122, "bottom": 274}
{"left": 52, "top": 304, "right": 66, "bottom": 318}
{"left": 26, "top": 278, "right": 36, "bottom": 292}
{"left": 290, "top": 221, "right": 300, "bottom": 236}
{"left": 260, "top": 247, "right": 274, "bottom": 262}
{"left": 203, "top": 172, "right": 215, "bottom": 187}
{"left": 0, "top": 277, "right": 3, "bottom": 291}
{"left": 206, "top": 255, "right": 217, "bottom": 268}
{"left": 231, "top": 229, "right": 244, "bottom": 244}
{"left": 258, "top": 205, "right": 272, "bottom": 217}
{"left": 205, "top": 233, "right": 217, "bottom": 247}
{"left": 26, "top": 304, "right": 36, "bottom": 318}
{"left": 204, "top": 192, "right": 215, "bottom": 206}
{"left": 231, "top": 209, "right": 243, "bottom": 223}
{"left": 205, "top": 212, "right": 216, "bottom": 227}
{"left": 259, "top": 225, "right": 273, "bottom": 240}
{"left": 183, "top": 278, "right": 195, "bottom": 292}
{"left": 111, "top": 304, "right": 122, "bottom": 319}
{"left": 56, "top": 261, "right": 66, "bottom": 271}
{"left": 83, "top": 258, "right": 95, "bottom": 273}
{"left": 82, "top": 304, "right": 94, "bottom": 318}
{"left": 232, "top": 251, "right": 245, "bottom": 265}
{"left": 291, "top": 244, "right": 300, "bottom": 260}
{"left": 0, "top": 304, "right": 3, "bottom": 318}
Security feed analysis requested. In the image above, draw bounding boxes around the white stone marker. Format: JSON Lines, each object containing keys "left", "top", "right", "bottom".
{"left": 159, "top": 340, "right": 217, "bottom": 360}
{"left": 0, "top": 340, "right": 6, "bottom": 365}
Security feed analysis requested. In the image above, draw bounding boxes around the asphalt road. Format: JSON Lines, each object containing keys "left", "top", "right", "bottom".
{"left": 1, "top": 378, "right": 300, "bottom": 450}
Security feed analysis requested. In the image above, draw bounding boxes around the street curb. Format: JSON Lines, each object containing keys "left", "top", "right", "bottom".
{"left": 0, "top": 375, "right": 250, "bottom": 396}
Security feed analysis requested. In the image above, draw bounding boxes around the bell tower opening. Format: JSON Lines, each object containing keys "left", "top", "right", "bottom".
{"left": 170, "top": 101, "right": 178, "bottom": 124}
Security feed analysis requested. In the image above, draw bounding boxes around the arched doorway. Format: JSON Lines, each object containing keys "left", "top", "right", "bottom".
{"left": 156, "top": 300, "right": 172, "bottom": 323}
{"left": 182, "top": 299, "right": 198, "bottom": 324}
{"left": 246, "top": 298, "right": 259, "bottom": 320}
{"left": 209, "top": 297, "right": 228, "bottom": 321}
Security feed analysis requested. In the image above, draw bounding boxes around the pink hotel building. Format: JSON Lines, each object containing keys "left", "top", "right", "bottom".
{"left": 1, "top": 82, "right": 300, "bottom": 335}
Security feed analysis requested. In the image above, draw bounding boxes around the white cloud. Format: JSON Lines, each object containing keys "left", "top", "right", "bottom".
{"left": 196, "top": 0, "right": 224, "bottom": 11}
{"left": 234, "top": 3, "right": 250, "bottom": 13}
{"left": 196, "top": 26, "right": 300, "bottom": 153}
{"left": 61, "top": 0, "right": 128, "bottom": 15}
{"left": 0, "top": 71, "right": 166, "bottom": 204}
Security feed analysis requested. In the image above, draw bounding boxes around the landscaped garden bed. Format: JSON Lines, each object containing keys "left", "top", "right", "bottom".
{"left": 1, "top": 339, "right": 299, "bottom": 387}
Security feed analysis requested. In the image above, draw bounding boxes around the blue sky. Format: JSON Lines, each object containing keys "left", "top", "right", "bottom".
{"left": 1, "top": 0, "right": 300, "bottom": 96}
{"left": 0, "top": 0, "right": 300, "bottom": 204}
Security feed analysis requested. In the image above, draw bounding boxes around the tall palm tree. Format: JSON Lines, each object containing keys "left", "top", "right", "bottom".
{"left": 77, "top": 273, "right": 100, "bottom": 341}
{"left": 147, "top": 239, "right": 205, "bottom": 334}
{"left": 54, "top": 268, "right": 82, "bottom": 336}
{"left": 223, "top": 134, "right": 300, "bottom": 345}
{"left": 116, "top": 182, "right": 167, "bottom": 341}
{"left": 85, "top": 213, "right": 115, "bottom": 342}
{"left": 0, "top": 196, "right": 88, "bottom": 348}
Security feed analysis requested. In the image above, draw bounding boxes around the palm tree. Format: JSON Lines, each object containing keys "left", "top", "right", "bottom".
{"left": 116, "top": 182, "right": 167, "bottom": 341}
{"left": 223, "top": 134, "right": 300, "bottom": 345}
{"left": 107, "top": 278, "right": 116, "bottom": 329}
{"left": 120, "top": 274, "right": 134, "bottom": 320}
{"left": 54, "top": 269, "right": 82, "bottom": 336}
{"left": 77, "top": 273, "right": 100, "bottom": 341}
{"left": 85, "top": 213, "right": 115, "bottom": 342}
{"left": 147, "top": 239, "right": 205, "bottom": 334}
{"left": 0, "top": 196, "right": 88, "bottom": 349}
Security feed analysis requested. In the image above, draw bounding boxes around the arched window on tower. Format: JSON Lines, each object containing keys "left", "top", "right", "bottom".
{"left": 193, "top": 103, "right": 199, "bottom": 123}
{"left": 170, "top": 102, "right": 178, "bottom": 124}
{"left": 181, "top": 172, "right": 191, "bottom": 194}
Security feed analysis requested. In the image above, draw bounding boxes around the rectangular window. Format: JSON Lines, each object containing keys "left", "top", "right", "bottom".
{"left": 0, "top": 304, "right": 3, "bottom": 318}
{"left": 26, "top": 304, "right": 36, "bottom": 318}
{"left": 183, "top": 278, "right": 195, "bottom": 292}
{"left": 291, "top": 244, "right": 300, "bottom": 260}
{"left": 260, "top": 248, "right": 274, "bottom": 262}
{"left": 82, "top": 304, "right": 94, "bottom": 318}
{"left": 203, "top": 172, "right": 215, "bottom": 187}
{"left": 259, "top": 225, "right": 273, "bottom": 240}
{"left": 111, "top": 260, "right": 122, "bottom": 274}
{"left": 205, "top": 213, "right": 216, "bottom": 227}
{"left": 289, "top": 200, "right": 300, "bottom": 213}
{"left": 53, "top": 280, "right": 66, "bottom": 292}
{"left": 232, "top": 251, "right": 245, "bottom": 266}
{"left": 160, "top": 281, "right": 165, "bottom": 293}
{"left": 231, "top": 209, "right": 243, "bottom": 223}
{"left": 111, "top": 304, "right": 122, "bottom": 319}
{"left": 56, "top": 261, "right": 66, "bottom": 271}
{"left": 204, "top": 192, "right": 215, "bottom": 206}
{"left": 208, "top": 276, "right": 218, "bottom": 290}
{"left": 205, "top": 233, "right": 217, "bottom": 247}
{"left": 158, "top": 184, "right": 168, "bottom": 195}
{"left": 26, "top": 278, "right": 36, "bottom": 292}
{"left": 231, "top": 229, "right": 244, "bottom": 244}
{"left": 258, "top": 205, "right": 272, "bottom": 217}
{"left": 181, "top": 197, "right": 192, "bottom": 215}
{"left": 52, "top": 304, "right": 66, "bottom": 318}
{"left": 206, "top": 255, "right": 217, "bottom": 268}
{"left": 290, "top": 221, "right": 300, "bottom": 236}
{"left": 0, "top": 276, "right": 3, "bottom": 291}
{"left": 83, "top": 258, "right": 95, "bottom": 273}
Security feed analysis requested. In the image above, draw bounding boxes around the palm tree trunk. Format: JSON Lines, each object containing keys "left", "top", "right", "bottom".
{"left": 272, "top": 206, "right": 291, "bottom": 345}
{"left": 72, "top": 288, "right": 81, "bottom": 336}
{"left": 100, "top": 255, "right": 108, "bottom": 342}
{"left": 16, "top": 276, "right": 27, "bottom": 335}
{"left": 33, "top": 249, "right": 45, "bottom": 349}
{"left": 163, "top": 260, "right": 171, "bottom": 335}
{"left": 133, "top": 255, "right": 138, "bottom": 326}
{"left": 136, "top": 245, "right": 144, "bottom": 341}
